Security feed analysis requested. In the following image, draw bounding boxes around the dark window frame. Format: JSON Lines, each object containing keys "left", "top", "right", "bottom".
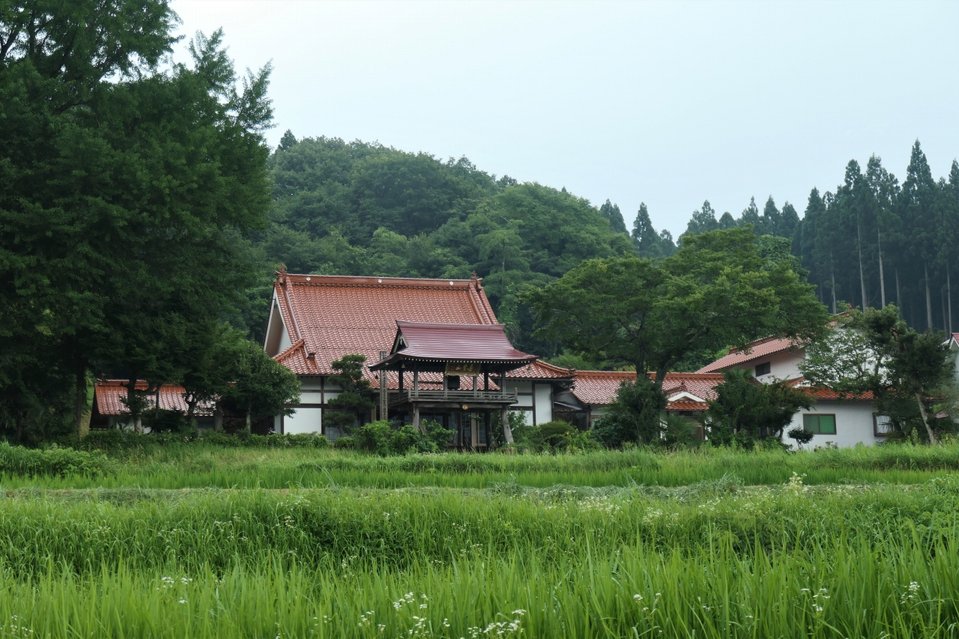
{"left": 873, "top": 413, "right": 893, "bottom": 437}
{"left": 754, "top": 362, "right": 772, "bottom": 377}
{"left": 803, "top": 413, "right": 837, "bottom": 435}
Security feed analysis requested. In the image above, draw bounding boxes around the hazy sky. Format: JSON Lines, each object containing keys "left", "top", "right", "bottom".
{"left": 170, "top": 0, "right": 959, "bottom": 238}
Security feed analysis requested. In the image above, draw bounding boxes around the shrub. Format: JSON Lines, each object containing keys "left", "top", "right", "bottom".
{"left": 332, "top": 435, "right": 356, "bottom": 450}
{"left": 68, "top": 430, "right": 329, "bottom": 453}
{"left": 514, "top": 420, "right": 592, "bottom": 453}
{"left": 0, "top": 442, "right": 112, "bottom": 478}
{"left": 353, "top": 420, "right": 454, "bottom": 456}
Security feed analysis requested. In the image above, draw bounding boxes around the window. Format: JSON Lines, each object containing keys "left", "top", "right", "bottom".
{"left": 754, "top": 362, "right": 771, "bottom": 377}
{"left": 874, "top": 414, "right": 893, "bottom": 437}
{"left": 803, "top": 414, "right": 836, "bottom": 435}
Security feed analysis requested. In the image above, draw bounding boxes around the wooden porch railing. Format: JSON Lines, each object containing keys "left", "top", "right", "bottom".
{"left": 400, "top": 389, "right": 518, "bottom": 403}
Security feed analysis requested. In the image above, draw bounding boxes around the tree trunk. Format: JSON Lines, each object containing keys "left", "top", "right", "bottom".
{"left": 895, "top": 269, "right": 901, "bottom": 308}
{"left": 501, "top": 408, "right": 514, "bottom": 445}
{"left": 829, "top": 254, "right": 837, "bottom": 314}
{"left": 948, "top": 268, "right": 953, "bottom": 334}
{"left": 915, "top": 392, "right": 938, "bottom": 444}
{"left": 245, "top": 401, "right": 252, "bottom": 435}
{"left": 857, "top": 220, "right": 867, "bottom": 308}
{"left": 924, "top": 262, "right": 933, "bottom": 330}
{"left": 213, "top": 408, "right": 223, "bottom": 432}
{"left": 877, "top": 227, "right": 886, "bottom": 308}
{"left": 74, "top": 366, "right": 90, "bottom": 438}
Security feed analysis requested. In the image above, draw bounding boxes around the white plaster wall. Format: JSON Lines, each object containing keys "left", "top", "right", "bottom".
{"left": 298, "top": 390, "right": 323, "bottom": 405}
{"left": 782, "top": 400, "right": 879, "bottom": 450}
{"left": 300, "top": 379, "right": 324, "bottom": 393}
{"left": 263, "top": 297, "right": 292, "bottom": 357}
{"left": 284, "top": 406, "right": 323, "bottom": 434}
{"left": 534, "top": 384, "right": 553, "bottom": 424}
{"left": 752, "top": 350, "right": 804, "bottom": 383}
{"left": 502, "top": 380, "right": 533, "bottom": 408}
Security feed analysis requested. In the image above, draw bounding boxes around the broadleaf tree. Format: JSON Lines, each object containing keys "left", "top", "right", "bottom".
{"left": 0, "top": 2, "right": 275, "bottom": 436}
{"left": 529, "top": 228, "right": 827, "bottom": 444}
{"left": 801, "top": 306, "right": 954, "bottom": 443}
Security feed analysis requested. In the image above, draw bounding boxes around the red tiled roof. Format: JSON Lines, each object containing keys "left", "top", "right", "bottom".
{"left": 949, "top": 333, "right": 959, "bottom": 348}
{"left": 668, "top": 399, "right": 710, "bottom": 412}
{"left": 569, "top": 370, "right": 723, "bottom": 411}
{"left": 510, "top": 360, "right": 575, "bottom": 380}
{"left": 569, "top": 370, "right": 635, "bottom": 405}
{"left": 696, "top": 336, "right": 799, "bottom": 373}
{"left": 270, "top": 273, "right": 573, "bottom": 384}
{"left": 661, "top": 372, "right": 725, "bottom": 403}
{"left": 374, "top": 321, "right": 537, "bottom": 367}
{"left": 784, "top": 377, "right": 874, "bottom": 401}
{"left": 94, "top": 380, "right": 214, "bottom": 416}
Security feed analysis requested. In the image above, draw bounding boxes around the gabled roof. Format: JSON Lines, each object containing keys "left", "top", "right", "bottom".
{"left": 372, "top": 321, "right": 537, "bottom": 370}
{"left": 784, "top": 377, "right": 874, "bottom": 401}
{"left": 269, "top": 272, "right": 569, "bottom": 382}
{"left": 569, "top": 370, "right": 724, "bottom": 411}
{"left": 948, "top": 333, "right": 959, "bottom": 349}
{"left": 696, "top": 336, "right": 799, "bottom": 373}
{"left": 94, "top": 380, "right": 214, "bottom": 416}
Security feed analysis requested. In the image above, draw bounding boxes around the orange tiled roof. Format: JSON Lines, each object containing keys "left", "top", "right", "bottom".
{"left": 94, "top": 380, "right": 215, "bottom": 416}
{"left": 696, "top": 336, "right": 799, "bottom": 373}
{"left": 784, "top": 377, "right": 874, "bottom": 401}
{"left": 570, "top": 370, "right": 723, "bottom": 410}
{"left": 271, "top": 273, "right": 571, "bottom": 383}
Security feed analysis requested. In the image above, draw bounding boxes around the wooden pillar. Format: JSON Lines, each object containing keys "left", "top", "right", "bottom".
{"left": 412, "top": 405, "right": 422, "bottom": 433}
{"left": 501, "top": 407, "right": 514, "bottom": 445}
{"left": 378, "top": 351, "right": 388, "bottom": 422}
{"left": 472, "top": 374, "right": 478, "bottom": 397}
{"left": 413, "top": 370, "right": 419, "bottom": 398}
{"left": 470, "top": 413, "right": 479, "bottom": 450}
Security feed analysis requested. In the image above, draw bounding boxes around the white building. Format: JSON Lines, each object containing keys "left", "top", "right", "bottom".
{"left": 697, "top": 336, "right": 884, "bottom": 448}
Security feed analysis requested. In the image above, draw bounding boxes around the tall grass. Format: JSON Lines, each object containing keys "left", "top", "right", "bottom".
{"left": 5, "top": 440, "right": 959, "bottom": 489}
{"left": 2, "top": 440, "right": 958, "bottom": 636}
{"left": 0, "top": 480, "right": 957, "bottom": 575}
{"left": 0, "top": 533, "right": 956, "bottom": 638}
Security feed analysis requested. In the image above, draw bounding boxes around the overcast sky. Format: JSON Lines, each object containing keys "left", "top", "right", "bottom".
{"left": 170, "top": 0, "right": 959, "bottom": 238}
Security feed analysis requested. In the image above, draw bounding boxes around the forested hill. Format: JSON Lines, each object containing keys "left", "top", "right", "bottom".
{"left": 251, "top": 133, "right": 634, "bottom": 352}
{"left": 251, "top": 135, "right": 957, "bottom": 348}
{"left": 671, "top": 141, "right": 959, "bottom": 334}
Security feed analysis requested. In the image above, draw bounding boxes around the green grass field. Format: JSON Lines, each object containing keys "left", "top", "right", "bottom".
{"left": 1, "top": 438, "right": 958, "bottom": 637}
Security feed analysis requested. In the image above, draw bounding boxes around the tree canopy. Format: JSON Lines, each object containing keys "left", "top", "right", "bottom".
{"left": 0, "top": 1, "right": 275, "bottom": 437}
{"left": 801, "top": 306, "right": 955, "bottom": 443}
{"left": 528, "top": 227, "right": 828, "bottom": 384}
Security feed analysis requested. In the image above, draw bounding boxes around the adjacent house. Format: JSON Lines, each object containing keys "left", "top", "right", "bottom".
{"left": 264, "top": 271, "right": 572, "bottom": 446}
{"left": 697, "top": 337, "right": 883, "bottom": 448}
{"left": 91, "top": 379, "right": 215, "bottom": 430}
{"left": 554, "top": 370, "right": 724, "bottom": 439}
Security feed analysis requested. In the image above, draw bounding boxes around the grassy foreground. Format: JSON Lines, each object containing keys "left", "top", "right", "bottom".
{"left": 1, "top": 441, "right": 958, "bottom": 637}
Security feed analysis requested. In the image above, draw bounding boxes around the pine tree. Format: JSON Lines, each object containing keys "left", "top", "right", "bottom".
{"left": 899, "top": 141, "right": 939, "bottom": 329}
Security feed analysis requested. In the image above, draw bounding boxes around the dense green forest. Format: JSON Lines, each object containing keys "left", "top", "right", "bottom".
{"left": 667, "top": 142, "right": 959, "bottom": 334}
{"left": 249, "top": 135, "right": 958, "bottom": 346}
{"left": 246, "top": 133, "right": 635, "bottom": 356}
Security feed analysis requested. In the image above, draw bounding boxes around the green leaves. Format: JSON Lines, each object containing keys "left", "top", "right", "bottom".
{"left": 531, "top": 228, "right": 828, "bottom": 379}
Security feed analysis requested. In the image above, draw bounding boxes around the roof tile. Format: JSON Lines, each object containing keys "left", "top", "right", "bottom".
{"left": 696, "top": 336, "right": 798, "bottom": 373}
{"left": 94, "top": 380, "right": 214, "bottom": 416}
{"left": 271, "top": 274, "right": 570, "bottom": 382}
